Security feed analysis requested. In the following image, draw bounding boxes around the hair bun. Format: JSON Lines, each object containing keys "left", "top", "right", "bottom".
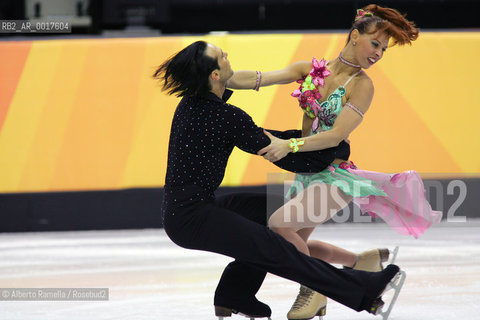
{"left": 355, "top": 4, "right": 419, "bottom": 46}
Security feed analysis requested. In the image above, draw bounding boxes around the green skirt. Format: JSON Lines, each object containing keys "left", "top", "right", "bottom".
{"left": 286, "top": 164, "right": 388, "bottom": 199}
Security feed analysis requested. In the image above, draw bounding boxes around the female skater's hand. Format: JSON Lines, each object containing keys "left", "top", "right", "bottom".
{"left": 258, "top": 130, "right": 291, "bottom": 162}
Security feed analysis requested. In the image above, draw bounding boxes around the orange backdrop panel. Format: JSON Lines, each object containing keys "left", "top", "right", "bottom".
{"left": 0, "top": 33, "right": 478, "bottom": 193}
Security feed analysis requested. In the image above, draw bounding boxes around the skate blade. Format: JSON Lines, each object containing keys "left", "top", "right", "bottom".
{"left": 215, "top": 306, "right": 271, "bottom": 320}
{"left": 377, "top": 270, "right": 406, "bottom": 320}
{"left": 389, "top": 246, "right": 400, "bottom": 265}
{"left": 236, "top": 310, "right": 272, "bottom": 320}
{"left": 238, "top": 313, "right": 271, "bottom": 320}
{"left": 217, "top": 313, "right": 271, "bottom": 320}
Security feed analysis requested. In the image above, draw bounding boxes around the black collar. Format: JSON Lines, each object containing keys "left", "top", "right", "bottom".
{"left": 200, "top": 89, "right": 233, "bottom": 103}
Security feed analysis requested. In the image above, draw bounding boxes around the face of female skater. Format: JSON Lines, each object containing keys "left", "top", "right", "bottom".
{"left": 205, "top": 43, "right": 234, "bottom": 81}
{"left": 351, "top": 28, "right": 389, "bottom": 69}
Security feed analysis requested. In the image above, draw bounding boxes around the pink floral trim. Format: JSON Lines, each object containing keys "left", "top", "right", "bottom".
{"left": 339, "top": 161, "right": 358, "bottom": 170}
{"left": 309, "top": 57, "right": 331, "bottom": 86}
{"left": 291, "top": 57, "right": 331, "bottom": 120}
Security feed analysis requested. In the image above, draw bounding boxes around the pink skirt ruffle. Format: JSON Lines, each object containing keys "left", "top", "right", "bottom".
{"left": 347, "top": 168, "right": 443, "bottom": 239}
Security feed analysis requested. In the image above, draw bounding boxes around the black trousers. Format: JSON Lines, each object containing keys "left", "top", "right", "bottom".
{"left": 163, "top": 193, "right": 378, "bottom": 312}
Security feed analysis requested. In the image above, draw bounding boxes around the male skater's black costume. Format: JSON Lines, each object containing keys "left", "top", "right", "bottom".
{"left": 162, "top": 89, "right": 397, "bottom": 316}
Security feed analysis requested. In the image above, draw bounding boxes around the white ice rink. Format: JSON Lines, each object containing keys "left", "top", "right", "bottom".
{"left": 1, "top": 220, "right": 479, "bottom": 320}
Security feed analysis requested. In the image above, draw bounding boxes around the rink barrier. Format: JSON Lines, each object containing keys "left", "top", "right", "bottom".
{"left": 0, "top": 178, "right": 478, "bottom": 232}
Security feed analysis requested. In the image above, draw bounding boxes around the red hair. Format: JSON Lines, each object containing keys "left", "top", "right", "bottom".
{"left": 350, "top": 4, "right": 419, "bottom": 46}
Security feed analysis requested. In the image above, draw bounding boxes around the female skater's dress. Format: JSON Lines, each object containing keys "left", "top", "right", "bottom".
{"left": 289, "top": 57, "right": 442, "bottom": 238}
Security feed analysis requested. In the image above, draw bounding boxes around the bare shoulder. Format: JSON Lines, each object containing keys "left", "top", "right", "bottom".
{"left": 345, "top": 72, "right": 375, "bottom": 113}
{"left": 352, "top": 72, "right": 374, "bottom": 97}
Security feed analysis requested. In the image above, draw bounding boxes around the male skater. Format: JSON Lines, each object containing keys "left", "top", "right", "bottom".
{"left": 156, "top": 41, "right": 400, "bottom": 319}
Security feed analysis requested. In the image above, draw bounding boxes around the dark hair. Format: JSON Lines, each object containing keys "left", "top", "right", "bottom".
{"left": 347, "top": 4, "right": 419, "bottom": 46}
{"left": 153, "top": 41, "right": 220, "bottom": 97}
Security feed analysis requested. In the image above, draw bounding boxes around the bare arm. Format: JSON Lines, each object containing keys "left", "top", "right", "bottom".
{"left": 258, "top": 77, "right": 375, "bottom": 162}
{"left": 301, "top": 77, "right": 374, "bottom": 150}
{"left": 227, "top": 61, "right": 312, "bottom": 89}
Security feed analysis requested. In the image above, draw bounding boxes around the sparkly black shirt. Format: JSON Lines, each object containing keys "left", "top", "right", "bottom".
{"left": 162, "top": 90, "right": 349, "bottom": 212}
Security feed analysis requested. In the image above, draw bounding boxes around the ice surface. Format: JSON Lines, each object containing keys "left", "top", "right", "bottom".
{"left": 0, "top": 220, "right": 479, "bottom": 320}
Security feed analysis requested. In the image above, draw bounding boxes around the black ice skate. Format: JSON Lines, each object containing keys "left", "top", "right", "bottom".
{"left": 214, "top": 306, "right": 272, "bottom": 320}
{"left": 368, "top": 268, "right": 407, "bottom": 320}
{"left": 214, "top": 298, "right": 272, "bottom": 320}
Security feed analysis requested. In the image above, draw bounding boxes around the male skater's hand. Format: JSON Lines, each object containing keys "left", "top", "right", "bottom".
{"left": 258, "top": 130, "right": 291, "bottom": 162}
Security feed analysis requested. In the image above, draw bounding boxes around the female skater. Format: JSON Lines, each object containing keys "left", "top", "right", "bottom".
{"left": 228, "top": 4, "right": 441, "bottom": 319}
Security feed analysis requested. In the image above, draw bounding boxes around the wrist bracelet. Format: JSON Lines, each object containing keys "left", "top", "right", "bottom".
{"left": 254, "top": 71, "right": 262, "bottom": 91}
{"left": 289, "top": 138, "right": 305, "bottom": 153}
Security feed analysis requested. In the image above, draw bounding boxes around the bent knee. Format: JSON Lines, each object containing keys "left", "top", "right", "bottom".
{"left": 269, "top": 226, "right": 296, "bottom": 236}
{"left": 267, "top": 218, "right": 286, "bottom": 230}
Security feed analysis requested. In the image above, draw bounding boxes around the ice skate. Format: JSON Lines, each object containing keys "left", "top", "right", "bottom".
{"left": 214, "top": 299, "right": 272, "bottom": 320}
{"left": 366, "top": 265, "right": 407, "bottom": 320}
{"left": 352, "top": 246, "right": 400, "bottom": 272}
{"left": 287, "top": 285, "right": 327, "bottom": 320}
{"left": 215, "top": 306, "right": 272, "bottom": 320}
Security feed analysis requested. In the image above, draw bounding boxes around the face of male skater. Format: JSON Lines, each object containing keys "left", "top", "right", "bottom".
{"left": 205, "top": 43, "right": 234, "bottom": 83}
{"left": 351, "top": 28, "right": 390, "bottom": 69}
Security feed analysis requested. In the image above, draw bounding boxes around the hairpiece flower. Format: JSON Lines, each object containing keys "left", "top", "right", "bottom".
{"left": 355, "top": 9, "right": 373, "bottom": 21}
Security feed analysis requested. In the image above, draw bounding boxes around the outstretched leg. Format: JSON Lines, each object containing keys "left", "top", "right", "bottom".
{"left": 164, "top": 196, "right": 397, "bottom": 313}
